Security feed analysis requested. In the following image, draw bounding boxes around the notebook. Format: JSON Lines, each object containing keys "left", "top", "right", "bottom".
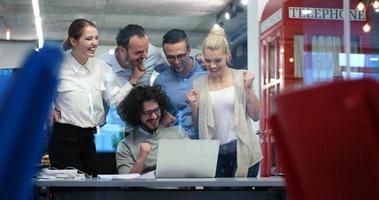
{"left": 156, "top": 139, "right": 219, "bottom": 178}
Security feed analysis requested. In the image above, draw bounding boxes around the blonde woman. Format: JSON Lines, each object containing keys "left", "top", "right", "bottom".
{"left": 186, "top": 26, "right": 262, "bottom": 177}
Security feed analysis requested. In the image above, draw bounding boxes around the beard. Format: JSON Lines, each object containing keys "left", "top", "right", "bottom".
{"left": 141, "top": 118, "right": 160, "bottom": 133}
{"left": 129, "top": 58, "right": 144, "bottom": 68}
{"left": 174, "top": 64, "right": 186, "bottom": 73}
{"left": 173, "top": 58, "right": 189, "bottom": 73}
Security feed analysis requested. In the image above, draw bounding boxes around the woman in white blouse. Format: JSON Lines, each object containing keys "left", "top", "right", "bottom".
{"left": 48, "top": 19, "right": 135, "bottom": 176}
{"left": 186, "top": 26, "right": 262, "bottom": 177}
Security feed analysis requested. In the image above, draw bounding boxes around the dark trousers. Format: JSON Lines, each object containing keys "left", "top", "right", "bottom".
{"left": 48, "top": 123, "right": 97, "bottom": 176}
{"left": 216, "top": 140, "right": 260, "bottom": 177}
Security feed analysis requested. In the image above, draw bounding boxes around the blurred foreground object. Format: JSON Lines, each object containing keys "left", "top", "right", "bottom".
{"left": 271, "top": 79, "right": 379, "bottom": 200}
{"left": 0, "top": 44, "right": 63, "bottom": 200}
{"left": 41, "top": 154, "right": 50, "bottom": 167}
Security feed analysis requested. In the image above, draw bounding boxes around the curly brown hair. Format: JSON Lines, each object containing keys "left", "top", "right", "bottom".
{"left": 119, "top": 85, "right": 169, "bottom": 126}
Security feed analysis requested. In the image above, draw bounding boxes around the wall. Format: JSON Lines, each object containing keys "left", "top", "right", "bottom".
{"left": 0, "top": 41, "right": 36, "bottom": 68}
{"left": 0, "top": 42, "right": 119, "bottom": 68}
{"left": 248, "top": 0, "right": 269, "bottom": 131}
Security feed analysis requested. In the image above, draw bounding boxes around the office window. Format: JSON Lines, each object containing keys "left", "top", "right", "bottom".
{"left": 95, "top": 105, "right": 125, "bottom": 152}
{"left": 0, "top": 68, "right": 15, "bottom": 98}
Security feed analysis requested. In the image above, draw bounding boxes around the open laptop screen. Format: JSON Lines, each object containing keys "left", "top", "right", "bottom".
{"left": 156, "top": 139, "right": 219, "bottom": 178}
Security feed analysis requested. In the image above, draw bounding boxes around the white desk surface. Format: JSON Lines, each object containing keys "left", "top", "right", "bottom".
{"left": 35, "top": 176, "right": 285, "bottom": 188}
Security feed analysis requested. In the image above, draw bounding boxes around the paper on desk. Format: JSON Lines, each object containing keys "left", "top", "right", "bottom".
{"left": 97, "top": 173, "right": 140, "bottom": 180}
{"left": 136, "top": 171, "right": 155, "bottom": 179}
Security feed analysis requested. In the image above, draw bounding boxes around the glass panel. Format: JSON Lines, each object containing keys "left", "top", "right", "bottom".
{"left": 269, "top": 41, "right": 276, "bottom": 80}
{"left": 305, "top": 35, "right": 342, "bottom": 84}
{"left": 231, "top": 42, "right": 248, "bottom": 69}
{"left": 263, "top": 42, "right": 269, "bottom": 85}
{"left": 95, "top": 105, "right": 125, "bottom": 152}
{"left": 262, "top": 89, "right": 268, "bottom": 130}
{"left": 269, "top": 86, "right": 277, "bottom": 116}
{"left": 0, "top": 69, "right": 15, "bottom": 99}
{"left": 297, "top": 0, "right": 379, "bottom": 86}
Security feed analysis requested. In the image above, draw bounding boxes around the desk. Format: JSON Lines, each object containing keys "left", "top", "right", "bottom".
{"left": 35, "top": 177, "right": 286, "bottom": 200}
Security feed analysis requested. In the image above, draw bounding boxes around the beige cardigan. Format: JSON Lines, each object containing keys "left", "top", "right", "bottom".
{"left": 193, "top": 69, "right": 262, "bottom": 177}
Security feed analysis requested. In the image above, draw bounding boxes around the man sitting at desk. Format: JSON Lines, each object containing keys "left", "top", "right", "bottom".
{"left": 116, "top": 85, "right": 187, "bottom": 174}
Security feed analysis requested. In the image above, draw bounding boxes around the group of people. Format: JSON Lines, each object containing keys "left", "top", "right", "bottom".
{"left": 48, "top": 18, "right": 262, "bottom": 178}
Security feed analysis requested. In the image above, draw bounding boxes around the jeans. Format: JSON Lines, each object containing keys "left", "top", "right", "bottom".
{"left": 216, "top": 140, "right": 260, "bottom": 177}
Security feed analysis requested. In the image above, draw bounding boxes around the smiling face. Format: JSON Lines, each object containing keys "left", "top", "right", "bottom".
{"left": 163, "top": 40, "right": 190, "bottom": 74}
{"left": 70, "top": 25, "right": 98, "bottom": 61}
{"left": 140, "top": 100, "right": 161, "bottom": 133}
{"left": 125, "top": 35, "right": 149, "bottom": 68}
{"left": 203, "top": 48, "right": 228, "bottom": 78}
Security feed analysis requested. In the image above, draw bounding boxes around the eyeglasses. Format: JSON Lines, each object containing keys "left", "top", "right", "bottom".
{"left": 141, "top": 107, "right": 161, "bottom": 117}
{"left": 166, "top": 51, "right": 188, "bottom": 61}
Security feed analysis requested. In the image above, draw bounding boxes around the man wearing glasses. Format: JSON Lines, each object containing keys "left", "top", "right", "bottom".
{"left": 153, "top": 29, "right": 207, "bottom": 139}
{"left": 116, "top": 85, "right": 186, "bottom": 174}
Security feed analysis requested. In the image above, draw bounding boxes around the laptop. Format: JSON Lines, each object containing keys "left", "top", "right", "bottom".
{"left": 155, "top": 139, "right": 219, "bottom": 178}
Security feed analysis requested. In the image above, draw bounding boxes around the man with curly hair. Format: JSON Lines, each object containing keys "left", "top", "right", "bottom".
{"left": 116, "top": 85, "right": 187, "bottom": 174}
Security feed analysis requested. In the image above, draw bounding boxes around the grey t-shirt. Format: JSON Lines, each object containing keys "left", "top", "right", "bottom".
{"left": 116, "top": 125, "right": 187, "bottom": 174}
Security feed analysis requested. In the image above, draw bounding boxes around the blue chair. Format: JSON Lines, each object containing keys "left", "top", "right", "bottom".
{"left": 0, "top": 44, "right": 63, "bottom": 200}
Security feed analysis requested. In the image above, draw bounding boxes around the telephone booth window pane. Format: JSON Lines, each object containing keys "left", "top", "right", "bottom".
{"left": 269, "top": 41, "right": 276, "bottom": 80}
{"left": 269, "top": 86, "right": 277, "bottom": 116}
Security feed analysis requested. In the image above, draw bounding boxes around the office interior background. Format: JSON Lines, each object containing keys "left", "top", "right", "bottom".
{"left": 0, "top": 0, "right": 378, "bottom": 175}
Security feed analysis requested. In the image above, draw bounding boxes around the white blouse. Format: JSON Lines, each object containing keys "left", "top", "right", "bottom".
{"left": 54, "top": 51, "right": 133, "bottom": 128}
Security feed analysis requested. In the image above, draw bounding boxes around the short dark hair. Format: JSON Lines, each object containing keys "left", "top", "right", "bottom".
{"left": 63, "top": 18, "right": 96, "bottom": 50}
{"left": 119, "top": 85, "right": 169, "bottom": 126}
{"left": 162, "top": 29, "right": 190, "bottom": 49}
{"left": 116, "top": 24, "right": 146, "bottom": 49}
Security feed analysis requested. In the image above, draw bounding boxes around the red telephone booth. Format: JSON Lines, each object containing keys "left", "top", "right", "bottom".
{"left": 259, "top": 0, "right": 373, "bottom": 177}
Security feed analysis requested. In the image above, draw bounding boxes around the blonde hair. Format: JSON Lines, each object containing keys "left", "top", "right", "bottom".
{"left": 202, "top": 26, "right": 231, "bottom": 62}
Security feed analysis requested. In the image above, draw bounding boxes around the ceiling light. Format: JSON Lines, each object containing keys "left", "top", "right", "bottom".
{"left": 32, "top": 0, "right": 40, "bottom": 17}
{"left": 35, "top": 16, "right": 44, "bottom": 48}
{"left": 373, "top": 0, "right": 379, "bottom": 12}
{"left": 224, "top": 12, "right": 230, "bottom": 20}
{"left": 362, "top": 23, "right": 371, "bottom": 33}
{"left": 357, "top": 0, "right": 379, "bottom": 12}
{"left": 241, "top": 0, "right": 248, "bottom": 6}
{"left": 373, "top": 0, "right": 379, "bottom": 10}
{"left": 1, "top": 16, "right": 11, "bottom": 40}
{"left": 357, "top": 2, "right": 365, "bottom": 11}
{"left": 6, "top": 28, "right": 10, "bottom": 40}
{"left": 32, "top": 0, "right": 44, "bottom": 48}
